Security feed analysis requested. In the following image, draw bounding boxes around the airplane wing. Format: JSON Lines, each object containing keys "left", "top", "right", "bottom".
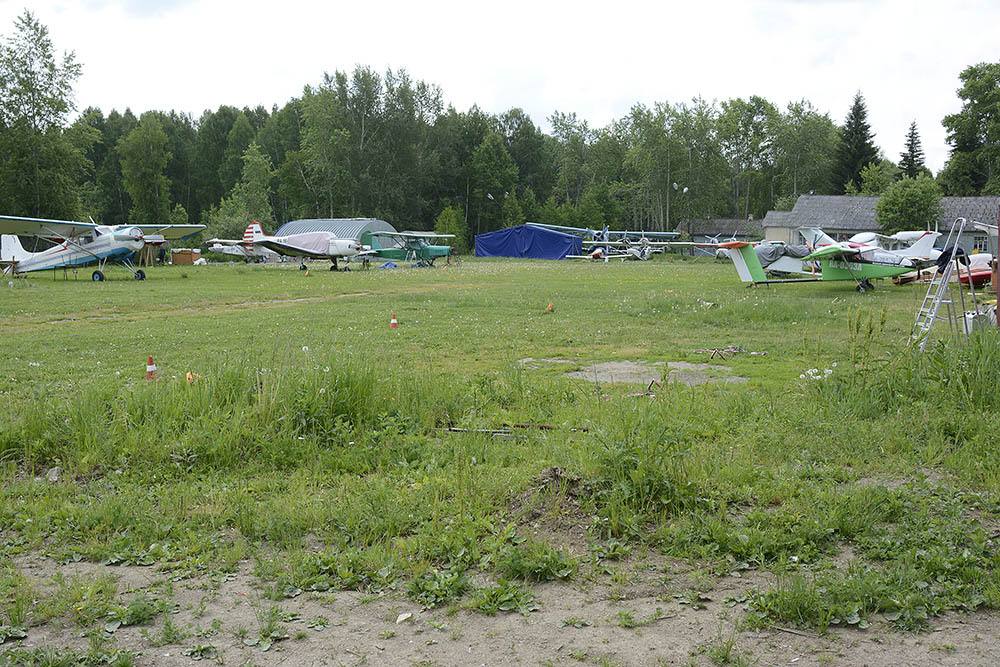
{"left": 255, "top": 238, "right": 330, "bottom": 258}
{"left": 0, "top": 214, "right": 98, "bottom": 240}
{"left": 384, "top": 231, "right": 456, "bottom": 239}
{"left": 134, "top": 224, "right": 207, "bottom": 242}
{"left": 209, "top": 243, "right": 250, "bottom": 257}
{"left": 526, "top": 222, "right": 589, "bottom": 235}
{"left": 802, "top": 243, "right": 860, "bottom": 261}
{"left": 607, "top": 230, "right": 680, "bottom": 239}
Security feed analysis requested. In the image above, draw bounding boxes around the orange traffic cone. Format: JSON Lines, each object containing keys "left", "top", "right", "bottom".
{"left": 145, "top": 356, "right": 158, "bottom": 380}
{"left": 545, "top": 301, "right": 554, "bottom": 313}
{"left": 389, "top": 313, "right": 399, "bottom": 329}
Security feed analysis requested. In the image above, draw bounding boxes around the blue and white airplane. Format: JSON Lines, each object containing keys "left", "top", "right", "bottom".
{"left": 0, "top": 214, "right": 206, "bottom": 281}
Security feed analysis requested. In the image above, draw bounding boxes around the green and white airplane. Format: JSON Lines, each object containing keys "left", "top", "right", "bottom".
{"left": 361, "top": 231, "right": 455, "bottom": 266}
{"left": 720, "top": 227, "right": 940, "bottom": 292}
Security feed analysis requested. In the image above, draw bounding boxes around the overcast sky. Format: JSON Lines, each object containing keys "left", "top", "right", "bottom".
{"left": 1, "top": 0, "right": 995, "bottom": 174}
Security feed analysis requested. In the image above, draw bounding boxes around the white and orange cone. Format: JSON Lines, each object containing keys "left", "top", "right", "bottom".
{"left": 145, "top": 356, "right": 158, "bottom": 381}
{"left": 389, "top": 313, "right": 399, "bottom": 329}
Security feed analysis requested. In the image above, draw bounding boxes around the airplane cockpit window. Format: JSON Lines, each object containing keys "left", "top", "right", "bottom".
{"left": 856, "top": 250, "right": 871, "bottom": 261}
{"left": 79, "top": 234, "right": 94, "bottom": 245}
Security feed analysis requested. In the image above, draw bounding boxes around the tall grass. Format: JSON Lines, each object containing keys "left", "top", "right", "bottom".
{"left": 0, "top": 350, "right": 475, "bottom": 475}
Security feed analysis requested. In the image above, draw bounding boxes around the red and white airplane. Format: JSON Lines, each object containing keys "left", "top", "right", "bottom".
{"left": 208, "top": 222, "right": 372, "bottom": 270}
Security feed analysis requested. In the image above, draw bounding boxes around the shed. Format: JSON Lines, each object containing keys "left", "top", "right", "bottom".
{"left": 475, "top": 224, "right": 583, "bottom": 260}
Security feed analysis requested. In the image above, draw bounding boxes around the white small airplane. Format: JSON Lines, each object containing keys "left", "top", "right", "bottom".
{"left": 208, "top": 243, "right": 282, "bottom": 263}
{"left": 208, "top": 223, "right": 282, "bottom": 263}
{"left": 0, "top": 214, "right": 206, "bottom": 281}
{"left": 799, "top": 227, "right": 940, "bottom": 263}
{"left": 568, "top": 237, "right": 665, "bottom": 262}
{"left": 846, "top": 229, "right": 942, "bottom": 258}
{"left": 209, "top": 222, "right": 371, "bottom": 270}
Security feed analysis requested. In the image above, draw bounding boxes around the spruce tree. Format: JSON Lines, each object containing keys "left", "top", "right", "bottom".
{"left": 899, "top": 121, "right": 925, "bottom": 178}
{"left": 833, "top": 92, "right": 880, "bottom": 193}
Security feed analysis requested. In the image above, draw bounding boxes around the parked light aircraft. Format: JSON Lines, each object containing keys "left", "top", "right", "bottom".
{"left": 532, "top": 222, "right": 678, "bottom": 263}
{"left": 847, "top": 229, "right": 941, "bottom": 255}
{"left": 0, "top": 214, "right": 206, "bottom": 281}
{"left": 208, "top": 243, "right": 282, "bottom": 262}
{"left": 366, "top": 231, "right": 455, "bottom": 266}
{"left": 208, "top": 223, "right": 281, "bottom": 262}
{"left": 209, "top": 222, "right": 369, "bottom": 270}
{"left": 568, "top": 237, "right": 666, "bottom": 262}
{"left": 720, "top": 227, "right": 940, "bottom": 291}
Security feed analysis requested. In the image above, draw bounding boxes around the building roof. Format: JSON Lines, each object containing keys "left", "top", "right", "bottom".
{"left": 682, "top": 218, "right": 762, "bottom": 237}
{"left": 275, "top": 218, "right": 397, "bottom": 239}
{"left": 763, "top": 195, "right": 1000, "bottom": 233}
{"left": 761, "top": 210, "right": 792, "bottom": 228}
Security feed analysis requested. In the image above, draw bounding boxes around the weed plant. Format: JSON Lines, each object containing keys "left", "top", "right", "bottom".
{"left": 467, "top": 580, "right": 538, "bottom": 616}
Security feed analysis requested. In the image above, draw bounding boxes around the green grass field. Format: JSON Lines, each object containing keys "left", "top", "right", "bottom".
{"left": 2, "top": 256, "right": 1000, "bottom": 662}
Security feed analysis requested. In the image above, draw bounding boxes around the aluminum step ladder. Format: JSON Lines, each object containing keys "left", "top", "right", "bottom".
{"left": 911, "top": 217, "right": 982, "bottom": 351}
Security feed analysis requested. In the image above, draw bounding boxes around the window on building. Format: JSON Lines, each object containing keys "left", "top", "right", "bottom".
{"left": 973, "top": 235, "right": 989, "bottom": 253}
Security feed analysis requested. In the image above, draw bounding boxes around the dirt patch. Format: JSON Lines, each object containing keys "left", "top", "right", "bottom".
{"left": 7, "top": 554, "right": 1000, "bottom": 666}
{"left": 663, "top": 361, "right": 748, "bottom": 386}
{"left": 856, "top": 468, "right": 948, "bottom": 490}
{"left": 518, "top": 357, "right": 577, "bottom": 366}
{"left": 562, "top": 360, "right": 747, "bottom": 386}
{"left": 509, "top": 467, "right": 595, "bottom": 558}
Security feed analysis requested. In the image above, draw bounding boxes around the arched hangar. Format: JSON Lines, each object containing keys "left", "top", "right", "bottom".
{"left": 275, "top": 218, "right": 398, "bottom": 248}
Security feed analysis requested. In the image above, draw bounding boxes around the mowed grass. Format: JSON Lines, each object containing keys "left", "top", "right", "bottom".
{"left": 2, "top": 256, "right": 1000, "bottom": 640}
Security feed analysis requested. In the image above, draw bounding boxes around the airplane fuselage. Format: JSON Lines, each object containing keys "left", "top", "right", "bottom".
{"left": 255, "top": 232, "right": 362, "bottom": 260}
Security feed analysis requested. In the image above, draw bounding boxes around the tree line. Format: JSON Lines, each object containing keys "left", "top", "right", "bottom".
{"left": 1, "top": 11, "right": 997, "bottom": 248}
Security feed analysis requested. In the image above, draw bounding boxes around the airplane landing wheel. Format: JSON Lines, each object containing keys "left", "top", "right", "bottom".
{"left": 134, "top": 269, "right": 146, "bottom": 280}
{"left": 91, "top": 270, "right": 105, "bottom": 282}
{"left": 330, "top": 264, "right": 338, "bottom": 271}
{"left": 862, "top": 279, "right": 874, "bottom": 291}
{"left": 856, "top": 283, "right": 866, "bottom": 292}
{"left": 299, "top": 263, "right": 307, "bottom": 271}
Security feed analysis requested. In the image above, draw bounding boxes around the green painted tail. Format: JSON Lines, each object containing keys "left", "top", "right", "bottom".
{"left": 729, "top": 243, "right": 768, "bottom": 283}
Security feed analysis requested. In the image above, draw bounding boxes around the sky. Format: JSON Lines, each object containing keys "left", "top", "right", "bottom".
{"left": 1, "top": 0, "right": 996, "bottom": 175}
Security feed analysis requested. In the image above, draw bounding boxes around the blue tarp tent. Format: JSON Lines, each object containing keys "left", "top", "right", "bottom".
{"left": 475, "top": 224, "right": 582, "bottom": 260}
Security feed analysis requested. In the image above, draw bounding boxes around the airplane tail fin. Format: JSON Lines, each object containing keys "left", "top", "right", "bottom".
{"left": 1, "top": 234, "right": 32, "bottom": 262}
{"left": 243, "top": 221, "right": 265, "bottom": 244}
{"left": 898, "top": 231, "right": 940, "bottom": 259}
{"left": 361, "top": 232, "right": 384, "bottom": 251}
{"left": 725, "top": 242, "right": 768, "bottom": 283}
{"left": 798, "top": 227, "right": 837, "bottom": 249}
